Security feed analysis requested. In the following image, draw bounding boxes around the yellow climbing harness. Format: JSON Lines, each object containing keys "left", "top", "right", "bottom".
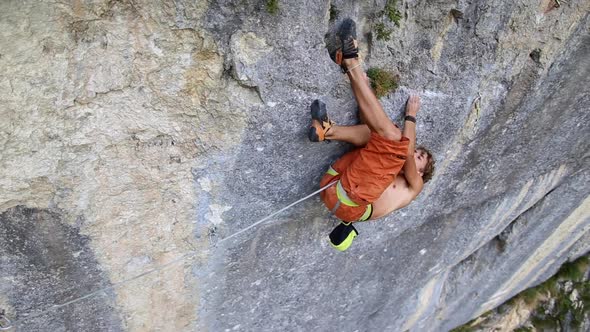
{"left": 326, "top": 166, "right": 372, "bottom": 222}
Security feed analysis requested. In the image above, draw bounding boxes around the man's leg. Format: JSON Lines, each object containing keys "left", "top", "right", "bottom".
{"left": 343, "top": 58, "right": 402, "bottom": 141}
{"left": 358, "top": 73, "right": 371, "bottom": 125}
{"left": 325, "top": 124, "right": 370, "bottom": 146}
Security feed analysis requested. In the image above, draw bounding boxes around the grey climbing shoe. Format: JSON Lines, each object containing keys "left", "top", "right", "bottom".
{"left": 308, "top": 99, "right": 333, "bottom": 142}
{"left": 332, "top": 18, "right": 359, "bottom": 72}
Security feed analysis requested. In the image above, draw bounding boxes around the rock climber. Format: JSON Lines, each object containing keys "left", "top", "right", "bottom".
{"left": 308, "top": 18, "right": 436, "bottom": 251}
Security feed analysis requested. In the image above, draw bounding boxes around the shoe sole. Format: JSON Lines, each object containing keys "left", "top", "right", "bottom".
{"left": 338, "top": 18, "right": 357, "bottom": 42}
{"left": 310, "top": 99, "right": 328, "bottom": 122}
{"left": 335, "top": 18, "right": 358, "bottom": 71}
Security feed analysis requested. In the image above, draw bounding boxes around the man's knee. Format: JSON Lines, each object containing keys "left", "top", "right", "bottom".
{"left": 381, "top": 131, "right": 402, "bottom": 141}
{"left": 374, "top": 124, "right": 402, "bottom": 141}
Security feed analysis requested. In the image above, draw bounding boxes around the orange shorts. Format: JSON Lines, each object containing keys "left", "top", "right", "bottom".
{"left": 320, "top": 132, "right": 409, "bottom": 222}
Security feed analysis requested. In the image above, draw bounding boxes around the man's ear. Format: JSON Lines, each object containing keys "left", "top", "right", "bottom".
{"left": 419, "top": 169, "right": 424, "bottom": 177}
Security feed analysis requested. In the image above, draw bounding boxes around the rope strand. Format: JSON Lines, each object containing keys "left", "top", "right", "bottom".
{"left": 216, "top": 180, "right": 336, "bottom": 245}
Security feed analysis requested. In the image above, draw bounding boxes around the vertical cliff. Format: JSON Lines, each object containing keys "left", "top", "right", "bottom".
{"left": 0, "top": 0, "right": 588, "bottom": 331}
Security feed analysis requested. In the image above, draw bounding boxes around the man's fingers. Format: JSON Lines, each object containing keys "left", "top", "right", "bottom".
{"left": 406, "top": 94, "right": 420, "bottom": 115}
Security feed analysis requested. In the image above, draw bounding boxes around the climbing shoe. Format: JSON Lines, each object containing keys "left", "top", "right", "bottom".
{"left": 332, "top": 18, "right": 359, "bottom": 73}
{"left": 329, "top": 221, "right": 358, "bottom": 251}
{"left": 308, "top": 99, "right": 334, "bottom": 142}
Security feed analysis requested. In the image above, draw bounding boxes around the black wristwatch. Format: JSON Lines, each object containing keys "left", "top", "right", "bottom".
{"left": 404, "top": 115, "right": 416, "bottom": 123}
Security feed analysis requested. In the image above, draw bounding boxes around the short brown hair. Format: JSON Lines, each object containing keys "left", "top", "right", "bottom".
{"left": 417, "top": 146, "right": 435, "bottom": 183}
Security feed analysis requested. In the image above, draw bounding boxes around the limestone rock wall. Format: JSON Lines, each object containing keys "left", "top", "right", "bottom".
{"left": 0, "top": 0, "right": 588, "bottom": 331}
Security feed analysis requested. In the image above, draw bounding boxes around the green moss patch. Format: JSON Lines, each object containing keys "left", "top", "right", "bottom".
{"left": 366, "top": 67, "right": 399, "bottom": 98}
{"left": 266, "top": 0, "right": 279, "bottom": 15}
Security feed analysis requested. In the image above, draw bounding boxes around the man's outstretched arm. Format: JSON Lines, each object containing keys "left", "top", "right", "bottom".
{"left": 402, "top": 95, "right": 424, "bottom": 194}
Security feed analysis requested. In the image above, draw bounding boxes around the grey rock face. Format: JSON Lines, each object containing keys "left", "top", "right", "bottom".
{"left": 0, "top": 206, "right": 122, "bottom": 331}
{"left": 0, "top": 0, "right": 589, "bottom": 331}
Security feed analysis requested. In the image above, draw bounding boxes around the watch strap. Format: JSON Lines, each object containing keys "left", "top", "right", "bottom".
{"left": 404, "top": 115, "right": 416, "bottom": 123}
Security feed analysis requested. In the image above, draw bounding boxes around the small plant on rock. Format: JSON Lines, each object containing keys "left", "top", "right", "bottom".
{"left": 374, "top": 23, "right": 392, "bottom": 41}
{"left": 385, "top": 0, "right": 402, "bottom": 26}
{"left": 329, "top": 3, "right": 339, "bottom": 22}
{"left": 373, "top": 0, "right": 401, "bottom": 41}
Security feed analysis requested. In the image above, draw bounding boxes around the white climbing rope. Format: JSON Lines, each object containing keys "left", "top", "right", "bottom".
{"left": 216, "top": 180, "right": 337, "bottom": 245}
{"left": 5, "top": 180, "right": 337, "bottom": 329}
{"left": 0, "top": 314, "right": 11, "bottom": 331}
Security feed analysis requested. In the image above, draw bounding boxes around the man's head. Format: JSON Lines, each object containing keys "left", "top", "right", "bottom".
{"left": 414, "top": 146, "right": 435, "bottom": 183}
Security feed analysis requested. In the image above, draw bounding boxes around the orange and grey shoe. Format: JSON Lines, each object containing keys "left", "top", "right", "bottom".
{"left": 308, "top": 99, "right": 334, "bottom": 142}
{"left": 331, "top": 18, "right": 359, "bottom": 73}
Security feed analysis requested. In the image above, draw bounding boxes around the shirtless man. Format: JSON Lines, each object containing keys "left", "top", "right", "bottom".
{"left": 308, "top": 18, "right": 435, "bottom": 251}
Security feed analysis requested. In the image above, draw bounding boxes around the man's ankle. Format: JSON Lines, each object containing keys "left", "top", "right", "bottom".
{"left": 343, "top": 58, "right": 358, "bottom": 66}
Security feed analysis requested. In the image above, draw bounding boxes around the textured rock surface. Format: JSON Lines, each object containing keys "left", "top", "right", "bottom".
{"left": 0, "top": 206, "right": 122, "bottom": 331}
{"left": 0, "top": 0, "right": 588, "bottom": 331}
{"left": 451, "top": 253, "right": 590, "bottom": 331}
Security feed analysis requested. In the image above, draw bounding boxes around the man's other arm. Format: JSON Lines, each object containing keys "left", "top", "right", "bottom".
{"left": 402, "top": 95, "right": 424, "bottom": 195}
